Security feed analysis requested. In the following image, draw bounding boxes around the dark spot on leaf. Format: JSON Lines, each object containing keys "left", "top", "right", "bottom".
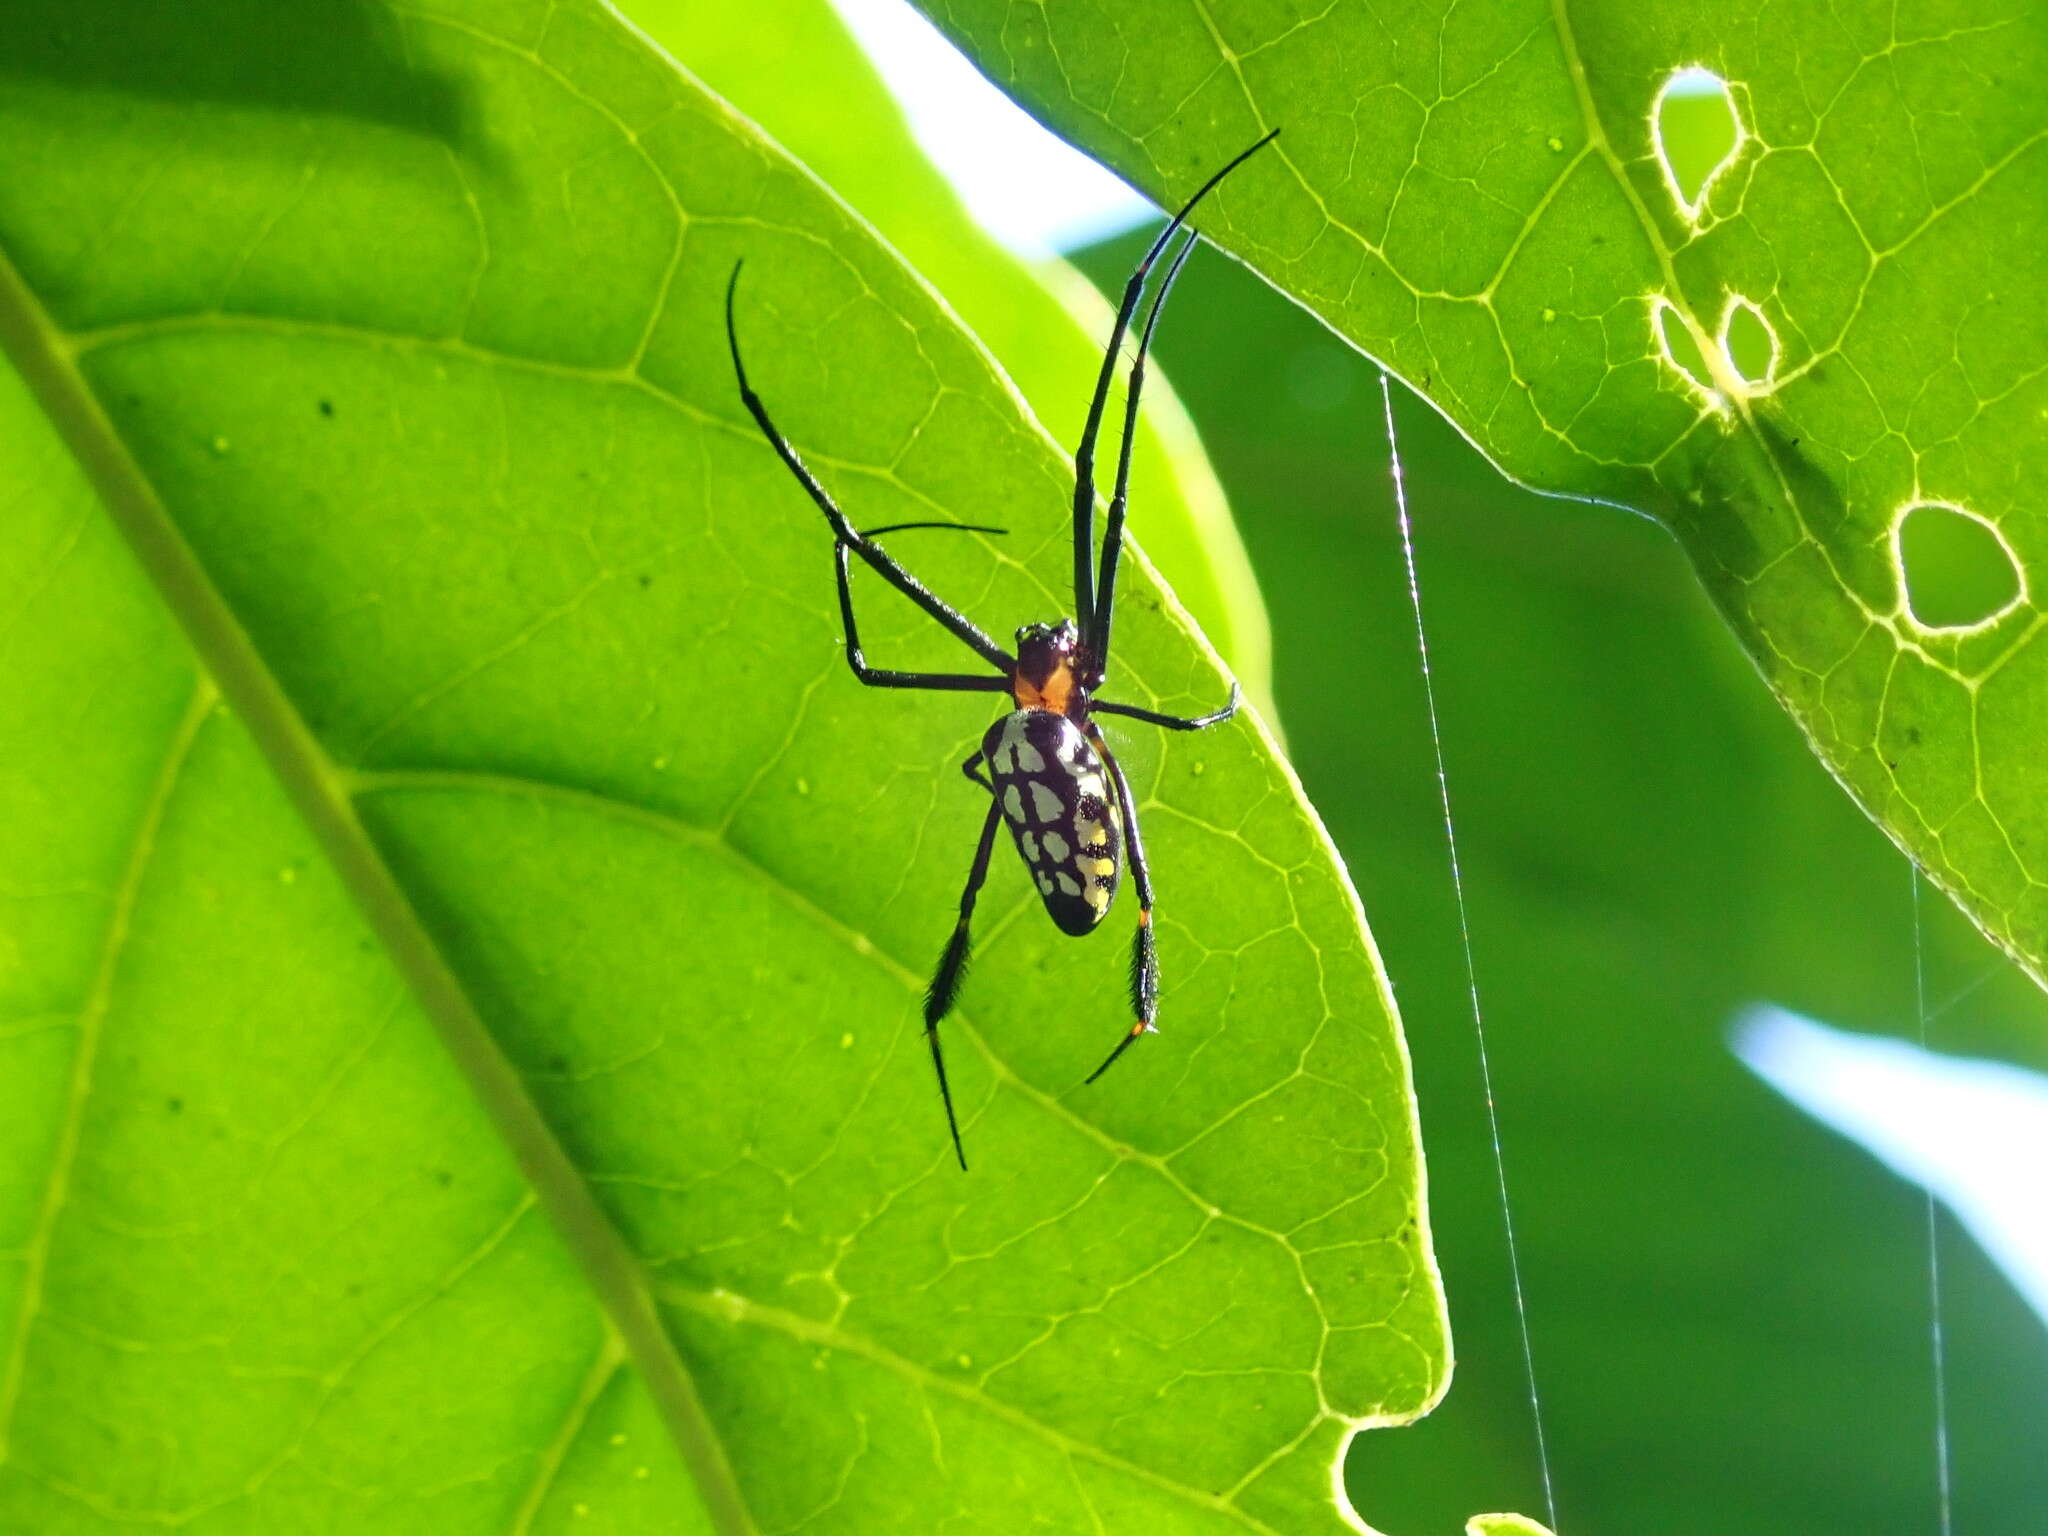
{"left": 548, "top": 1054, "right": 569, "bottom": 1074}
{"left": 434, "top": 1169, "right": 453, "bottom": 1188}
{"left": 318, "top": 398, "right": 334, "bottom": 417}
{"left": 166, "top": 1096, "right": 182, "bottom": 1113}
{"left": 1908, "top": 727, "right": 1922, "bottom": 745}
{"left": 638, "top": 573, "right": 653, "bottom": 588}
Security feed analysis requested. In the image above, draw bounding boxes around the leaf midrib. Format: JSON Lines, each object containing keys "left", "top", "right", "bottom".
{"left": 342, "top": 762, "right": 1415, "bottom": 1522}
{"left": 0, "top": 240, "right": 761, "bottom": 1536}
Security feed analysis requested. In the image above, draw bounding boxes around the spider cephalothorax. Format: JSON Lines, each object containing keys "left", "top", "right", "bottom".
{"left": 726, "top": 130, "right": 1277, "bottom": 1168}
{"left": 1011, "top": 619, "right": 1087, "bottom": 713}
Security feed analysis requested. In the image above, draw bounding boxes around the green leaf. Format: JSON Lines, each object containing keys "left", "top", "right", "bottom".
{"left": 0, "top": 2, "right": 1467, "bottom": 1531}
{"left": 634, "top": 0, "right": 1279, "bottom": 721}
{"left": 1070, "top": 221, "right": 2048, "bottom": 1536}
{"left": 917, "top": 0, "right": 2048, "bottom": 994}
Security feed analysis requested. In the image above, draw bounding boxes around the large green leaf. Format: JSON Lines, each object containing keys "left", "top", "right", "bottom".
{"left": 1071, "top": 223, "right": 2048, "bottom": 1536}
{"left": 0, "top": 2, "right": 1481, "bottom": 1531}
{"left": 919, "top": 0, "right": 2048, "bottom": 994}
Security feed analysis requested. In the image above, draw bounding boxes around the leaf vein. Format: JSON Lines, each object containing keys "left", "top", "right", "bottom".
{"left": 0, "top": 680, "right": 214, "bottom": 1464}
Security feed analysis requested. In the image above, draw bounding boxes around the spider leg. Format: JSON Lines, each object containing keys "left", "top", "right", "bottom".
{"left": 925, "top": 798, "right": 1006, "bottom": 1170}
{"left": 961, "top": 749, "right": 993, "bottom": 792}
{"left": 1084, "top": 733, "right": 1158, "bottom": 1083}
{"left": 1070, "top": 130, "right": 1279, "bottom": 634}
{"left": 833, "top": 542, "right": 1010, "bottom": 694}
{"left": 1090, "top": 683, "right": 1241, "bottom": 732}
{"left": 726, "top": 264, "right": 1015, "bottom": 673}
{"left": 860, "top": 521, "right": 1008, "bottom": 538}
{"left": 1091, "top": 228, "right": 1199, "bottom": 673}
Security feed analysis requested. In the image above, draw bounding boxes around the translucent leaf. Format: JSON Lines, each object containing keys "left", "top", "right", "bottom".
{"left": 0, "top": 1, "right": 1468, "bottom": 1531}
{"left": 918, "top": 0, "right": 2048, "bottom": 995}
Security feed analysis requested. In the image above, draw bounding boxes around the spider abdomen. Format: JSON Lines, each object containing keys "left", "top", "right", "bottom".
{"left": 983, "top": 710, "right": 1122, "bottom": 936}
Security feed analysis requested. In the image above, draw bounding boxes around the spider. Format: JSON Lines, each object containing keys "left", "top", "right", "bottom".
{"left": 725, "top": 131, "right": 1278, "bottom": 1168}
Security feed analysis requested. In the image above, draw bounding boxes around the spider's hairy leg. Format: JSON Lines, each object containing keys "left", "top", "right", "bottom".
{"left": 1085, "top": 735, "right": 1160, "bottom": 1084}
{"left": 1069, "top": 128, "right": 1280, "bottom": 627}
{"left": 831, "top": 542, "right": 1011, "bottom": 694}
{"left": 724, "top": 262, "right": 1015, "bottom": 674}
{"left": 925, "top": 798, "right": 1005, "bottom": 1169}
{"left": 1091, "top": 683, "right": 1241, "bottom": 732}
{"left": 1092, "top": 227, "right": 1198, "bottom": 673}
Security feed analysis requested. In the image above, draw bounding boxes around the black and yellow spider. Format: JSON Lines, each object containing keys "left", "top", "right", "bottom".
{"left": 725, "top": 132, "right": 1277, "bottom": 1168}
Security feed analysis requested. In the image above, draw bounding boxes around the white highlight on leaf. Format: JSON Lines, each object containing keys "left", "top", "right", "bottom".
{"left": 1651, "top": 65, "right": 1746, "bottom": 224}
{"left": 828, "top": 0, "right": 1152, "bottom": 255}
{"left": 1733, "top": 1004, "right": 2048, "bottom": 1328}
{"left": 1888, "top": 498, "right": 2028, "bottom": 635}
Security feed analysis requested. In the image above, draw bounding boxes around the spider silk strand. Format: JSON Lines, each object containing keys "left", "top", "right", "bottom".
{"left": 1379, "top": 372, "right": 1559, "bottom": 1532}
{"left": 1910, "top": 869, "right": 1956, "bottom": 1536}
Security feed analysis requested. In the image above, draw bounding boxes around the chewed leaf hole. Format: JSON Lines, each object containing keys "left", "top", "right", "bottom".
{"left": 1894, "top": 501, "right": 2025, "bottom": 631}
{"left": 1654, "top": 67, "right": 1742, "bottom": 219}
{"left": 1719, "top": 296, "right": 1778, "bottom": 385}
{"left": 1651, "top": 297, "right": 1717, "bottom": 403}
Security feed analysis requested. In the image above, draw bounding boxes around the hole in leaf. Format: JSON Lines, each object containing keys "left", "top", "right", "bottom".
{"left": 1653, "top": 67, "right": 1741, "bottom": 218}
{"left": 1719, "top": 296, "right": 1777, "bottom": 385}
{"left": 1895, "top": 502, "right": 2024, "bottom": 630}
{"left": 1652, "top": 298, "right": 1715, "bottom": 398}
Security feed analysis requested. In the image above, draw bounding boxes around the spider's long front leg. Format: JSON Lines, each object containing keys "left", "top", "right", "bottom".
{"left": 924, "top": 797, "right": 1005, "bottom": 1169}
{"left": 833, "top": 542, "right": 1009, "bottom": 694}
{"left": 1069, "top": 129, "right": 1280, "bottom": 631}
{"left": 1091, "top": 228, "right": 1198, "bottom": 675}
{"left": 1091, "top": 683, "right": 1241, "bottom": 732}
{"left": 725, "top": 263, "right": 1014, "bottom": 674}
{"left": 1085, "top": 733, "right": 1159, "bottom": 1084}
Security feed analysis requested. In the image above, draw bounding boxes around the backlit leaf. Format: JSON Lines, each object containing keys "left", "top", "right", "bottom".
{"left": 0, "top": 2, "right": 1467, "bottom": 1531}
{"left": 919, "top": 0, "right": 2048, "bottom": 995}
